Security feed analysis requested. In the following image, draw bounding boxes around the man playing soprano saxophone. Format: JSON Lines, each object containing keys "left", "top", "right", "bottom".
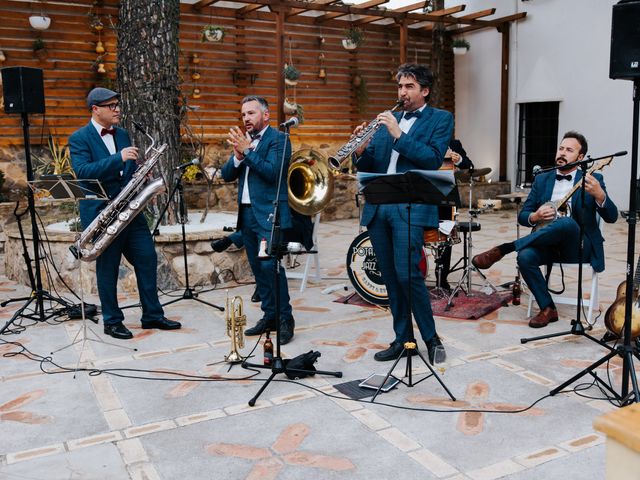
{"left": 352, "top": 64, "right": 454, "bottom": 363}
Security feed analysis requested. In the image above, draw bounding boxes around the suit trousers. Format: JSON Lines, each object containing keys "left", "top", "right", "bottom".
{"left": 240, "top": 207, "right": 293, "bottom": 323}
{"left": 515, "top": 216, "right": 583, "bottom": 310}
{"left": 96, "top": 215, "right": 164, "bottom": 326}
{"left": 367, "top": 204, "right": 436, "bottom": 345}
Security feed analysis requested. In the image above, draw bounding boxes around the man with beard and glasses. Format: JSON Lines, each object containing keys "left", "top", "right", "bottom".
{"left": 352, "top": 63, "right": 454, "bottom": 363}
{"left": 472, "top": 131, "right": 618, "bottom": 328}
{"left": 70, "top": 87, "right": 181, "bottom": 339}
{"left": 221, "top": 95, "right": 295, "bottom": 344}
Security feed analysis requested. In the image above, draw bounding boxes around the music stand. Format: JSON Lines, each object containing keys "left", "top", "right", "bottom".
{"left": 361, "top": 171, "right": 456, "bottom": 402}
{"left": 41, "top": 177, "right": 136, "bottom": 371}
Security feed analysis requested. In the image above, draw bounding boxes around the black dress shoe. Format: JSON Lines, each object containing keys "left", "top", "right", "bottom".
{"left": 251, "top": 287, "right": 260, "bottom": 303}
{"left": 245, "top": 318, "right": 275, "bottom": 336}
{"left": 211, "top": 236, "right": 233, "bottom": 253}
{"left": 278, "top": 317, "right": 295, "bottom": 345}
{"left": 374, "top": 342, "right": 417, "bottom": 362}
{"left": 104, "top": 322, "right": 133, "bottom": 340}
{"left": 426, "top": 335, "right": 445, "bottom": 364}
{"left": 141, "top": 317, "right": 182, "bottom": 330}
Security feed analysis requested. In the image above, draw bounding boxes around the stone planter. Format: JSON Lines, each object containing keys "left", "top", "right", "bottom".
{"left": 3, "top": 212, "right": 251, "bottom": 294}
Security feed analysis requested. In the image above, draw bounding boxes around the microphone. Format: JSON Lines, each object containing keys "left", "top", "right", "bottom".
{"left": 175, "top": 158, "right": 200, "bottom": 171}
{"left": 614, "top": 151, "right": 628, "bottom": 157}
{"left": 532, "top": 165, "right": 542, "bottom": 177}
{"left": 280, "top": 117, "right": 299, "bottom": 129}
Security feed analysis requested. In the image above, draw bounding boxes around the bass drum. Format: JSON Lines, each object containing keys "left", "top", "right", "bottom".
{"left": 346, "top": 231, "right": 428, "bottom": 307}
{"left": 346, "top": 231, "right": 388, "bottom": 306}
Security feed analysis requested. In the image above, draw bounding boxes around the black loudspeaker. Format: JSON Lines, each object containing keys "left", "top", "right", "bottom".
{"left": 1, "top": 66, "right": 45, "bottom": 114}
{"left": 610, "top": 0, "right": 640, "bottom": 80}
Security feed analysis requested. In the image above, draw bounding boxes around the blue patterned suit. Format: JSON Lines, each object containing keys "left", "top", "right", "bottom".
{"left": 516, "top": 170, "right": 618, "bottom": 310}
{"left": 69, "top": 123, "right": 165, "bottom": 326}
{"left": 221, "top": 125, "right": 293, "bottom": 324}
{"left": 356, "top": 106, "right": 454, "bottom": 345}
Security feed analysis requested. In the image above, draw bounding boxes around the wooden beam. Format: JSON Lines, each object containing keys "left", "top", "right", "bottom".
{"left": 428, "top": 5, "right": 466, "bottom": 16}
{"left": 313, "top": 1, "right": 387, "bottom": 22}
{"left": 498, "top": 22, "right": 510, "bottom": 182}
{"left": 392, "top": 1, "right": 426, "bottom": 13}
{"left": 238, "top": 4, "right": 265, "bottom": 15}
{"left": 286, "top": 0, "right": 340, "bottom": 19}
{"left": 353, "top": 15, "right": 387, "bottom": 26}
{"left": 399, "top": 20, "right": 408, "bottom": 64}
{"left": 458, "top": 8, "right": 496, "bottom": 20}
{"left": 192, "top": 0, "right": 219, "bottom": 10}
{"left": 449, "top": 12, "right": 527, "bottom": 35}
{"left": 276, "top": 7, "right": 285, "bottom": 127}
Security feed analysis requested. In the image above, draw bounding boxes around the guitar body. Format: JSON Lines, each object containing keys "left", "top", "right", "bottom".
{"left": 615, "top": 280, "right": 626, "bottom": 299}
{"left": 531, "top": 201, "right": 570, "bottom": 232}
{"left": 604, "top": 293, "right": 640, "bottom": 339}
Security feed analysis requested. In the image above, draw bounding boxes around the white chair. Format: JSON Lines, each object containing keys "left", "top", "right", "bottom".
{"left": 286, "top": 212, "right": 322, "bottom": 292}
{"left": 526, "top": 262, "right": 599, "bottom": 323}
{"left": 526, "top": 215, "right": 602, "bottom": 323}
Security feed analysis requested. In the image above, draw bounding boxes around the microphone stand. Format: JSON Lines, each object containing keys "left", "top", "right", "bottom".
{"left": 242, "top": 123, "right": 341, "bottom": 406}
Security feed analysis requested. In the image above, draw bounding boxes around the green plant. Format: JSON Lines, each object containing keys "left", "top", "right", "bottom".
{"left": 283, "top": 63, "right": 300, "bottom": 81}
{"left": 32, "top": 135, "right": 74, "bottom": 177}
{"left": 33, "top": 38, "right": 46, "bottom": 51}
{"left": 201, "top": 25, "right": 225, "bottom": 42}
{"left": 295, "top": 103, "right": 304, "bottom": 124}
{"left": 344, "top": 27, "right": 365, "bottom": 47}
{"left": 452, "top": 38, "right": 470, "bottom": 50}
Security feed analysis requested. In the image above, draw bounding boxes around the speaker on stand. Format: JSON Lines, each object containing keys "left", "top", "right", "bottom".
{"left": 0, "top": 66, "right": 69, "bottom": 335}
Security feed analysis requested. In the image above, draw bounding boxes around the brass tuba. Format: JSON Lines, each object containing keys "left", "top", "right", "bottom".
{"left": 225, "top": 292, "right": 246, "bottom": 364}
{"left": 287, "top": 148, "right": 334, "bottom": 216}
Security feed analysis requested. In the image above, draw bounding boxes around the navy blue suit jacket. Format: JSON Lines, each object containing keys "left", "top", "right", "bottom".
{"left": 356, "top": 106, "right": 454, "bottom": 228}
{"left": 518, "top": 170, "right": 618, "bottom": 272}
{"left": 69, "top": 122, "right": 136, "bottom": 227}
{"left": 221, "top": 125, "right": 292, "bottom": 231}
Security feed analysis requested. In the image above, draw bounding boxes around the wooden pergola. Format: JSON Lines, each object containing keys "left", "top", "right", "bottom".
{"left": 190, "top": 1, "right": 526, "bottom": 180}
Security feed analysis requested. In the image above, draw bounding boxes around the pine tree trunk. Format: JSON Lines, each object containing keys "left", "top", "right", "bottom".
{"left": 117, "top": 0, "right": 180, "bottom": 224}
{"left": 430, "top": 0, "right": 447, "bottom": 109}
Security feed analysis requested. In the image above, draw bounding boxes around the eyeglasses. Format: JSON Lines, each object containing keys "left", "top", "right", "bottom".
{"left": 96, "top": 102, "right": 120, "bottom": 111}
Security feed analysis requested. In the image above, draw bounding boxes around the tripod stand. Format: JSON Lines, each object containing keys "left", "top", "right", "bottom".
{"left": 546, "top": 81, "right": 639, "bottom": 403}
{"left": 242, "top": 122, "right": 341, "bottom": 406}
{"left": 0, "top": 111, "right": 68, "bottom": 335}
{"left": 148, "top": 169, "right": 223, "bottom": 311}
{"left": 361, "top": 171, "right": 456, "bottom": 402}
{"left": 446, "top": 174, "right": 498, "bottom": 311}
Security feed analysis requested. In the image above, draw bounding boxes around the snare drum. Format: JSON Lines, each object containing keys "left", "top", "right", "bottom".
{"left": 423, "top": 225, "right": 460, "bottom": 248}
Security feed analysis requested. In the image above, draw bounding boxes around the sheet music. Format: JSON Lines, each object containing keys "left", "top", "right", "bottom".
{"left": 357, "top": 169, "right": 456, "bottom": 197}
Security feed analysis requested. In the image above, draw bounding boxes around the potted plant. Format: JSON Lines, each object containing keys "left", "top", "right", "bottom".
{"left": 32, "top": 38, "right": 48, "bottom": 60}
{"left": 29, "top": 14, "right": 51, "bottom": 31}
{"left": 201, "top": 25, "right": 225, "bottom": 43}
{"left": 342, "top": 27, "right": 365, "bottom": 50}
{"left": 452, "top": 38, "right": 470, "bottom": 55}
{"left": 284, "top": 63, "right": 300, "bottom": 86}
{"left": 283, "top": 99, "right": 304, "bottom": 123}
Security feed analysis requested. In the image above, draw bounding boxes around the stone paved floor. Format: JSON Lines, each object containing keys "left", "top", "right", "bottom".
{"left": 0, "top": 208, "right": 637, "bottom": 480}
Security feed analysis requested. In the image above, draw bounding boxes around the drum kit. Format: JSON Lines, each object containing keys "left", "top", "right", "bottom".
{"left": 347, "top": 166, "right": 504, "bottom": 306}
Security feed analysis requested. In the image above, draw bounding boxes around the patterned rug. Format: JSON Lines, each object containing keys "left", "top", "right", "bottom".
{"left": 335, "top": 290, "right": 513, "bottom": 320}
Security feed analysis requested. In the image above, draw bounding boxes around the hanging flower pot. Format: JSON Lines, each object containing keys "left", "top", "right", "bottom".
{"left": 29, "top": 15, "right": 51, "bottom": 31}
{"left": 342, "top": 27, "right": 365, "bottom": 51}
{"left": 452, "top": 38, "right": 470, "bottom": 56}
{"left": 283, "top": 98, "right": 297, "bottom": 115}
{"left": 283, "top": 63, "right": 300, "bottom": 86}
{"left": 202, "top": 25, "right": 225, "bottom": 43}
{"left": 342, "top": 39, "right": 357, "bottom": 51}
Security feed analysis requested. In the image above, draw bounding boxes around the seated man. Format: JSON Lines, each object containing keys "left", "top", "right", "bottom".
{"left": 472, "top": 131, "right": 618, "bottom": 328}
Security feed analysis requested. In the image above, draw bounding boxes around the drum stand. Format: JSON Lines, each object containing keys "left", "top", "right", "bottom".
{"left": 445, "top": 176, "right": 498, "bottom": 311}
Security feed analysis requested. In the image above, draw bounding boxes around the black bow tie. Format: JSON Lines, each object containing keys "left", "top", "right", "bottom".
{"left": 101, "top": 127, "right": 116, "bottom": 137}
{"left": 403, "top": 110, "right": 422, "bottom": 120}
{"left": 556, "top": 174, "right": 572, "bottom": 181}
{"left": 250, "top": 133, "right": 262, "bottom": 141}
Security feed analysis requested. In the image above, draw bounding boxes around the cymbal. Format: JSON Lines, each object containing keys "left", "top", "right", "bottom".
{"left": 471, "top": 167, "right": 492, "bottom": 178}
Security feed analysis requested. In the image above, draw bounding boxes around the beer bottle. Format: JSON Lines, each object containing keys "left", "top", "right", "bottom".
{"left": 512, "top": 276, "right": 521, "bottom": 306}
{"left": 263, "top": 332, "right": 274, "bottom": 366}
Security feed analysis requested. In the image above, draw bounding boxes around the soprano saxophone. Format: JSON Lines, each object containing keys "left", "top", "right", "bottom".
{"left": 328, "top": 100, "right": 404, "bottom": 170}
{"left": 70, "top": 129, "right": 168, "bottom": 262}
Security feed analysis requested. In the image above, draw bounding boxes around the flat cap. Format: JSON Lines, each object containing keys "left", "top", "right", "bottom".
{"left": 86, "top": 87, "right": 120, "bottom": 108}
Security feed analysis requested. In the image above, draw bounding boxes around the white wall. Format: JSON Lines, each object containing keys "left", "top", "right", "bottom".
{"left": 448, "top": 0, "right": 634, "bottom": 208}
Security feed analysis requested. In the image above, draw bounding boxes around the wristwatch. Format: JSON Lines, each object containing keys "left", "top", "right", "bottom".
{"left": 242, "top": 147, "right": 252, "bottom": 157}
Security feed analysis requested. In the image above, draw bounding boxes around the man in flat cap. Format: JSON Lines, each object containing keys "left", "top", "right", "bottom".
{"left": 69, "top": 87, "right": 181, "bottom": 339}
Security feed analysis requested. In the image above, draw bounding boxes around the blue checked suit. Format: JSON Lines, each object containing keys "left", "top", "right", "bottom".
{"left": 516, "top": 170, "right": 618, "bottom": 310}
{"left": 221, "top": 125, "right": 293, "bottom": 323}
{"left": 69, "top": 123, "right": 164, "bottom": 326}
{"left": 356, "top": 106, "right": 454, "bottom": 345}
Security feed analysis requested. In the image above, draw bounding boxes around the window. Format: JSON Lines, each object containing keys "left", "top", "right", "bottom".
{"left": 516, "top": 102, "right": 560, "bottom": 187}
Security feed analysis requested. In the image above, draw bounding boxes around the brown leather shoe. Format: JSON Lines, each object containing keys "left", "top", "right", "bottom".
{"left": 472, "top": 247, "right": 504, "bottom": 270}
{"left": 528, "top": 306, "right": 559, "bottom": 328}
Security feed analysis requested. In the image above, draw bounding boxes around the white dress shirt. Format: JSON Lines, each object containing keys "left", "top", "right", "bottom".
{"left": 234, "top": 125, "right": 268, "bottom": 205}
{"left": 386, "top": 105, "right": 426, "bottom": 174}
